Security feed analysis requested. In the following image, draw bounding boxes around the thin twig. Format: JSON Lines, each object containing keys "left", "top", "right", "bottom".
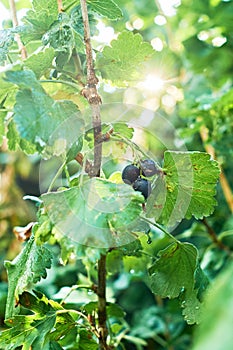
{"left": 111, "top": 133, "right": 163, "bottom": 173}
{"left": 57, "top": 0, "right": 64, "bottom": 12}
{"left": 140, "top": 216, "right": 178, "bottom": 242}
{"left": 9, "top": 0, "right": 27, "bottom": 60}
{"left": 56, "top": 309, "right": 100, "bottom": 338}
{"left": 40, "top": 79, "right": 81, "bottom": 90}
{"left": 97, "top": 254, "right": 108, "bottom": 350}
{"left": 47, "top": 160, "right": 66, "bottom": 192}
{"left": 79, "top": 2, "right": 108, "bottom": 349}
{"left": 219, "top": 171, "right": 233, "bottom": 213}
{"left": 60, "top": 284, "right": 96, "bottom": 305}
{"left": 80, "top": 0, "right": 102, "bottom": 177}
{"left": 80, "top": 0, "right": 98, "bottom": 85}
{"left": 111, "top": 133, "right": 150, "bottom": 160}
{"left": 201, "top": 218, "right": 231, "bottom": 254}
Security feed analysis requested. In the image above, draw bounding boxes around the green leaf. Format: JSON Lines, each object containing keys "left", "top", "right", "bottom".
{"left": 147, "top": 151, "right": 220, "bottom": 226}
{"left": 0, "top": 291, "right": 75, "bottom": 350}
{"left": 5, "top": 69, "right": 39, "bottom": 89}
{"left": 83, "top": 301, "right": 98, "bottom": 314}
{"left": 70, "top": 5, "right": 98, "bottom": 39}
{"left": 87, "top": 0, "right": 123, "bottom": 20}
{"left": 0, "top": 29, "right": 15, "bottom": 65}
{"left": 107, "top": 302, "right": 125, "bottom": 318}
{"left": 0, "top": 111, "right": 6, "bottom": 146}
{"left": 22, "top": 0, "right": 58, "bottom": 39}
{"left": 5, "top": 70, "right": 84, "bottom": 158}
{"left": 0, "top": 72, "right": 18, "bottom": 110}
{"left": 107, "top": 249, "right": 124, "bottom": 274}
{"left": 42, "top": 177, "right": 144, "bottom": 248}
{"left": 148, "top": 242, "right": 203, "bottom": 324}
{"left": 28, "top": 0, "right": 58, "bottom": 17}
{"left": 19, "top": 137, "right": 38, "bottom": 154}
{"left": 24, "top": 48, "right": 55, "bottom": 78}
{"left": 113, "top": 122, "right": 134, "bottom": 139}
{"left": 97, "top": 31, "right": 154, "bottom": 86}
{"left": 0, "top": 0, "right": 28, "bottom": 14}
{"left": 120, "top": 239, "right": 143, "bottom": 256}
{"left": 34, "top": 213, "right": 53, "bottom": 245}
{"left": 149, "top": 242, "right": 197, "bottom": 298}
{"left": 181, "top": 289, "right": 202, "bottom": 325}
{"left": 0, "top": 314, "right": 56, "bottom": 350}
{"left": 42, "top": 14, "right": 75, "bottom": 68}
{"left": 77, "top": 329, "right": 98, "bottom": 350}
{"left": 49, "top": 342, "right": 63, "bottom": 350}
{"left": 83, "top": 301, "right": 125, "bottom": 318}
{"left": 111, "top": 323, "right": 124, "bottom": 334}
{"left": 84, "top": 122, "right": 133, "bottom": 150}
{"left": 7, "top": 120, "right": 37, "bottom": 154}
{"left": 6, "top": 120, "right": 20, "bottom": 151}
{"left": 108, "top": 171, "right": 123, "bottom": 184}
{"left": 4, "top": 236, "right": 52, "bottom": 319}
{"left": 50, "top": 223, "right": 77, "bottom": 265}
{"left": 19, "top": 290, "right": 70, "bottom": 315}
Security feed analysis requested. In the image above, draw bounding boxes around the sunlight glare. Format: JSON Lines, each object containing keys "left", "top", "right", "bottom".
{"left": 212, "top": 36, "right": 227, "bottom": 47}
{"left": 139, "top": 75, "right": 165, "bottom": 93}
{"left": 157, "top": 0, "right": 181, "bottom": 16}
{"left": 125, "top": 21, "right": 134, "bottom": 31}
{"left": 154, "top": 15, "right": 167, "bottom": 26}
{"left": 132, "top": 18, "right": 144, "bottom": 30}
{"left": 151, "top": 37, "right": 163, "bottom": 51}
{"left": 198, "top": 31, "right": 209, "bottom": 41}
{"left": 93, "top": 21, "right": 116, "bottom": 44}
{"left": 0, "top": 4, "right": 9, "bottom": 29}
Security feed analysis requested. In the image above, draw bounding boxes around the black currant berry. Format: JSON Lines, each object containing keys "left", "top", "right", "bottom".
{"left": 139, "top": 159, "right": 160, "bottom": 177}
{"left": 133, "top": 178, "right": 152, "bottom": 199}
{"left": 122, "top": 164, "right": 140, "bottom": 185}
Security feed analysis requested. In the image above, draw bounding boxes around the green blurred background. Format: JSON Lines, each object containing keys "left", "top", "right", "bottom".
{"left": 1, "top": 1, "right": 233, "bottom": 349}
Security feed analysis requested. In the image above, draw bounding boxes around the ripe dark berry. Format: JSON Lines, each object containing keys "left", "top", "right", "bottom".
{"left": 133, "top": 178, "right": 152, "bottom": 199}
{"left": 140, "top": 159, "right": 160, "bottom": 177}
{"left": 122, "top": 164, "right": 140, "bottom": 185}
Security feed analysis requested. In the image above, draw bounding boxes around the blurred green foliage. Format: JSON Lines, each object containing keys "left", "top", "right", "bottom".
{"left": 0, "top": 0, "right": 233, "bottom": 349}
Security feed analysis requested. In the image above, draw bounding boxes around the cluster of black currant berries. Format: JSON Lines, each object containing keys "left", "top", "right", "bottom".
{"left": 122, "top": 159, "right": 161, "bottom": 199}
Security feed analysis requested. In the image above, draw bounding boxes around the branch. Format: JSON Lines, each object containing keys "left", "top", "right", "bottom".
{"left": 80, "top": 0, "right": 98, "bottom": 85}
{"left": 97, "top": 254, "right": 109, "bottom": 350}
{"left": 140, "top": 216, "right": 178, "bottom": 242}
{"left": 200, "top": 124, "right": 233, "bottom": 213}
{"left": 201, "top": 218, "right": 231, "bottom": 255}
{"left": 9, "top": 0, "right": 27, "bottom": 60}
{"left": 219, "top": 171, "right": 233, "bottom": 213}
{"left": 80, "top": 2, "right": 108, "bottom": 349}
{"left": 80, "top": 0, "right": 102, "bottom": 177}
{"left": 57, "top": 0, "right": 64, "bottom": 13}
{"left": 40, "top": 79, "right": 81, "bottom": 90}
